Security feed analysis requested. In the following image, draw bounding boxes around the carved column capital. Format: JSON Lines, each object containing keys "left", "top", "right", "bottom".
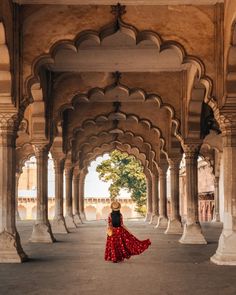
{"left": 73, "top": 166, "right": 80, "bottom": 179}
{"left": 158, "top": 160, "right": 168, "bottom": 176}
{"left": 168, "top": 157, "right": 182, "bottom": 171}
{"left": 0, "top": 112, "right": 18, "bottom": 134}
{"left": 33, "top": 144, "right": 49, "bottom": 158}
{"left": 182, "top": 144, "right": 200, "bottom": 160}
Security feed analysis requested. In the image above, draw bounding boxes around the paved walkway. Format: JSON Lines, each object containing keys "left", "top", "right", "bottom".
{"left": 0, "top": 220, "right": 236, "bottom": 295}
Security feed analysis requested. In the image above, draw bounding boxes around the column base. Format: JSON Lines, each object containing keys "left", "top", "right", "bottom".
{"left": 211, "top": 229, "right": 236, "bottom": 265}
{"left": 80, "top": 212, "right": 87, "bottom": 222}
{"left": 73, "top": 213, "right": 83, "bottom": 226}
{"left": 29, "top": 223, "right": 56, "bottom": 243}
{"left": 155, "top": 216, "right": 168, "bottom": 229}
{"left": 212, "top": 213, "right": 221, "bottom": 223}
{"left": 0, "top": 231, "right": 28, "bottom": 263}
{"left": 65, "top": 215, "right": 77, "bottom": 228}
{"left": 165, "top": 219, "right": 182, "bottom": 234}
{"left": 149, "top": 214, "right": 159, "bottom": 225}
{"left": 179, "top": 223, "right": 207, "bottom": 244}
{"left": 51, "top": 217, "right": 69, "bottom": 234}
{"left": 144, "top": 212, "right": 152, "bottom": 222}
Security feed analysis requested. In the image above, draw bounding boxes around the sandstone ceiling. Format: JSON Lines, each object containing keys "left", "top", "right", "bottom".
{"left": 9, "top": 1, "right": 224, "bottom": 174}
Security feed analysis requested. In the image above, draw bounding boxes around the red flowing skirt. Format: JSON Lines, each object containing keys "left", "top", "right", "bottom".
{"left": 105, "top": 226, "right": 151, "bottom": 263}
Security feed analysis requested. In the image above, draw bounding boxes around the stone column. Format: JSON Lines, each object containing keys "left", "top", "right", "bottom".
{"left": 79, "top": 170, "right": 86, "bottom": 221}
{"left": 30, "top": 145, "right": 56, "bottom": 243}
{"left": 51, "top": 158, "right": 68, "bottom": 234}
{"left": 15, "top": 170, "right": 21, "bottom": 221}
{"left": 156, "top": 163, "right": 168, "bottom": 229}
{"left": 165, "top": 158, "right": 182, "bottom": 234}
{"left": 0, "top": 114, "right": 27, "bottom": 262}
{"left": 212, "top": 176, "right": 221, "bottom": 222}
{"left": 145, "top": 174, "right": 152, "bottom": 222}
{"left": 73, "top": 167, "right": 82, "bottom": 225}
{"left": 149, "top": 170, "right": 159, "bottom": 224}
{"left": 65, "top": 163, "right": 77, "bottom": 228}
{"left": 179, "top": 145, "right": 206, "bottom": 244}
{"left": 211, "top": 119, "right": 236, "bottom": 264}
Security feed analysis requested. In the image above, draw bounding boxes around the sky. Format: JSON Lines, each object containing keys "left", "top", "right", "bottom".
{"left": 19, "top": 153, "right": 131, "bottom": 199}
{"left": 84, "top": 154, "right": 131, "bottom": 199}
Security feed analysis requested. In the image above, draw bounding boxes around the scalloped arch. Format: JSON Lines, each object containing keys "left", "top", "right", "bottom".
{"left": 23, "top": 17, "right": 220, "bottom": 144}
{"left": 81, "top": 142, "right": 150, "bottom": 173}
{"left": 58, "top": 87, "right": 182, "bottom": 146}
{"left": 71, "top": 114, "right": 168, "bottom": 159}
{"left": 77, "top": 130, "right": 157, "bottom": 165}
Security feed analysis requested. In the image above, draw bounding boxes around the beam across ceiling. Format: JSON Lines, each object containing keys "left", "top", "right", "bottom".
{"left": 13, "top": 0, "right": 224, "bottom": 5}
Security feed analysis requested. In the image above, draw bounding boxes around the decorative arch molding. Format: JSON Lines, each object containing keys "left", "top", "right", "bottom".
{"left": 84, "top": 144, "right": 147, "bottom": 171}
{"left": 16, "top": 143, "right": 35, "bottom": 173}
{"left": 23, "top": 16, "right": 219, "bottom": 141}
{"left": 70, "top": 112, "right": 167, "bottom": 154}
{"left": 58, "top": 85, "right": 181, "bottom": 146}
{"left": 77, "top": 131, "right": 157, "bottom": 168}
{"left": 80, "top": 142, "right": 150, "bottom": 175}
{"left": 81, "top": 142, "right": 149, "bottom": 170}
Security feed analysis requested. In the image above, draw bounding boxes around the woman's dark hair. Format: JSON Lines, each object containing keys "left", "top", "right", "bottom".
{"left": 111, "top": 210, "right": 121, "bottom": 227}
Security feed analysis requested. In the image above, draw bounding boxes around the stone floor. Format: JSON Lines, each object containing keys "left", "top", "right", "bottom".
{"left": 0, "top": 220, "right": 236, "bottom": 295}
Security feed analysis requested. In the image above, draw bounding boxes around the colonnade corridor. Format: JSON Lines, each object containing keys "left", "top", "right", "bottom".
{"left": 0, "top": 220, "right": 235, "bottom": 295}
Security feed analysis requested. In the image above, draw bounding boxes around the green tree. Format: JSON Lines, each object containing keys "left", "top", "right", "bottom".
{"left": 96, "top": 150, "right": 147, "bottom": 215}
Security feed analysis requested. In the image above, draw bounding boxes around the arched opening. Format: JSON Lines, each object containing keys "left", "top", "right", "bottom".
{"left": 17, "top": 153, "right": 55, "bottom": 220}
{"left": 84, "top": 150, "right": 146, "bottom": 221}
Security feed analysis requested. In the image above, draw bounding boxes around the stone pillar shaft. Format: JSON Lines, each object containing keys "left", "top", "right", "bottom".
{"left": 0, "top": 117, "right": 27, "bottom": 262}
{"left": 165, "top": 159, "right": 182, "bottom": 234}
{"left": 179, "top": 145, "right": 206, "bottom": 244}
{"left": 30, "top": 146, "right": 55, "bottom": 243}
{"left": 211, "top": 125, "right": 236, "bottom": 265}
{"left": 156, "top": 165, "right": 168, "bottom": 228}
{"left": 79, "top": 172, "right": 86, "bottom": 220}
{"left": 145, "top": 175, "right": 152, "bottom": 222}
{"left": 169, "top": 161, "right": 181, "bottom": 220}
{"left": 73, "top": 175, "right": 79, "bottom": 215}
{"left": 159, "top": 171, "right": 167, "bottom": 218}
{"left": 54, "top": 159, "right": 64, "bottom": 218}
{"left": 73, "top": 171, "right": 82, "bottom": 225}
{"left": 35, "top": 148, "right": 48, "bottom": 223}
{"left": 15, "top": 172, "right": 21, "bottom": 221}
{"left": 65, "top": 166, "right": 73, "bottom": 217}
{"left": 51, "top": 159, "right": 68, "bottom": 234}
{"left": 213, "top": 176, "right": 220, "bottom": 222}
{"left": 185, "top": 152, "right": 198, "bottom": 223}
{"left": 149, "top": 171, "right": 159, "bottom": 224}
{"left": 65, "top": 164, "right": 76, "bottom": 228}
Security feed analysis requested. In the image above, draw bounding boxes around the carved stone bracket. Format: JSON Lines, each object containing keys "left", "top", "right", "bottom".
{"left": 218, "top": 112, "right": 236, "bottom": 147}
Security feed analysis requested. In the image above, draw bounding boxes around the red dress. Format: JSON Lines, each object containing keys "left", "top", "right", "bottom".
{"left": 105, "top": 214, "right": 151, "bottom": 263}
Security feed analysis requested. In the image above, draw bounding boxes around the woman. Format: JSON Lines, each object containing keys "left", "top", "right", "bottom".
{"left": 105, "top": 201, "right": 151, "bottom": 263}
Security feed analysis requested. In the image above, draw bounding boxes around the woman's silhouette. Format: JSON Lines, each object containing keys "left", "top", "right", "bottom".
{"left": 105, "top": 201, "right": 151, "bottom": 263}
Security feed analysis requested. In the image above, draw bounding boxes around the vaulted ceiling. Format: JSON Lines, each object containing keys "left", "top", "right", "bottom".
{"left": 11, "top": 1, "right": 224, "bottom": 173}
